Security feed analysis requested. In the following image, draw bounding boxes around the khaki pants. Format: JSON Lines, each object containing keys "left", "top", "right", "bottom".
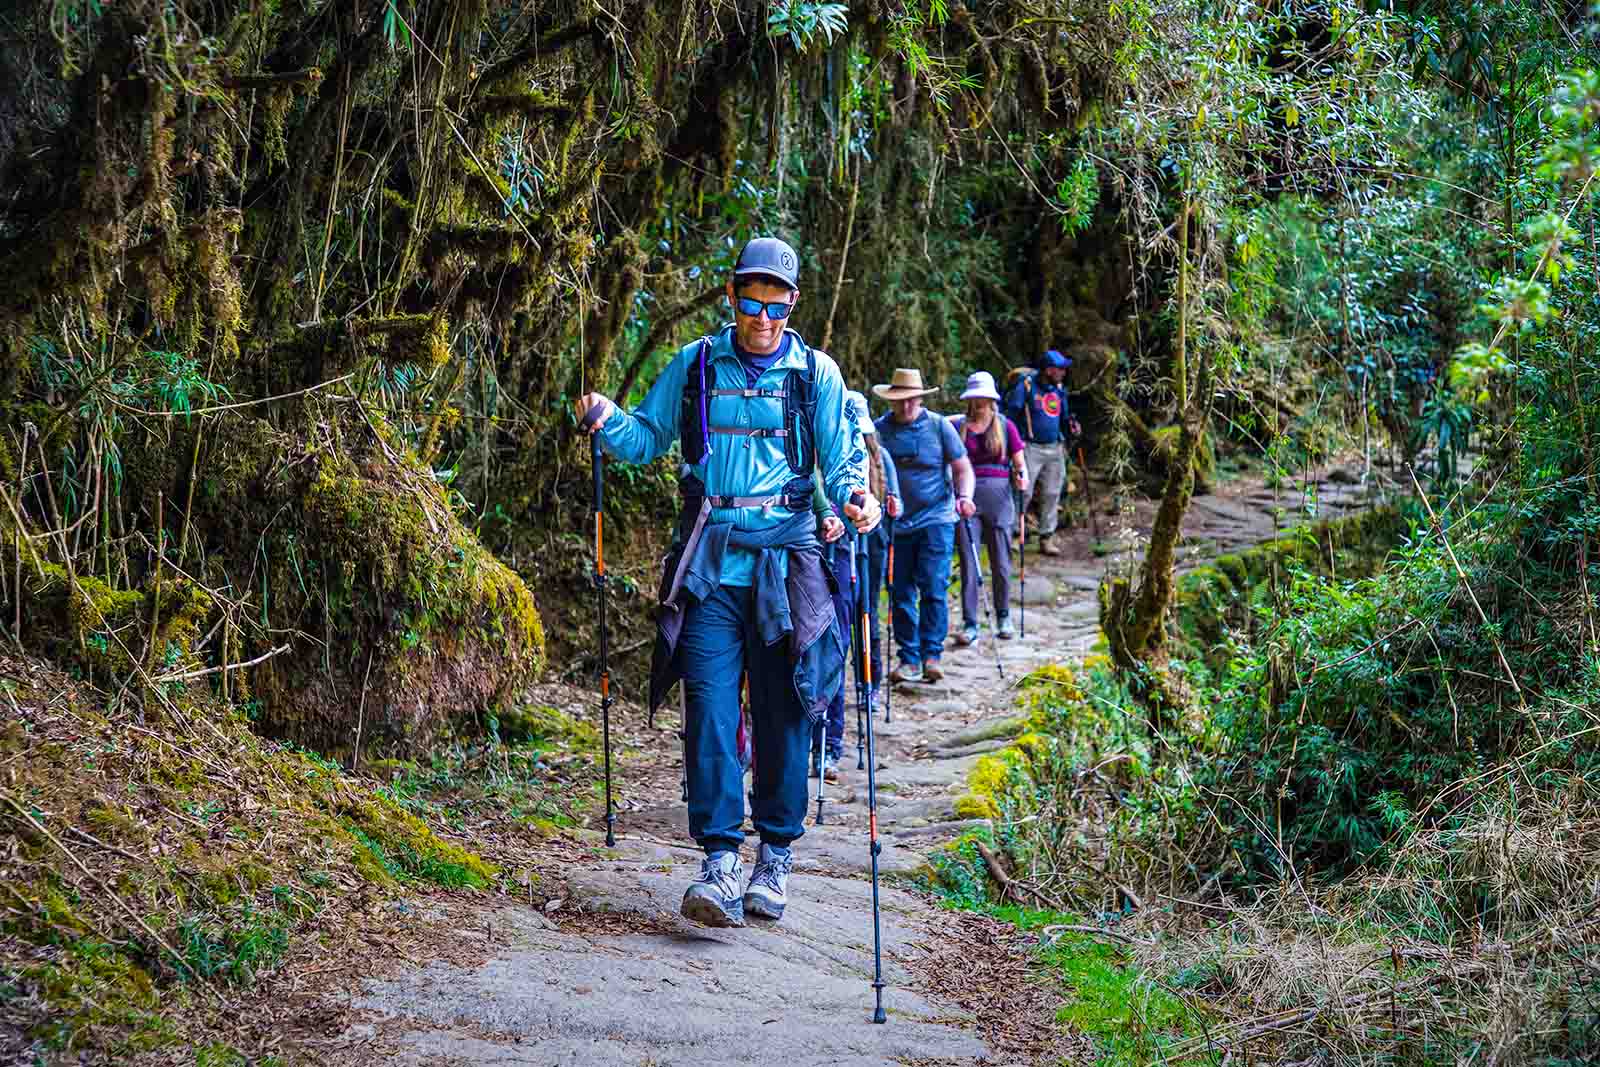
{"left": 1022, "top": 441, "right": 1065, "bottom": 538}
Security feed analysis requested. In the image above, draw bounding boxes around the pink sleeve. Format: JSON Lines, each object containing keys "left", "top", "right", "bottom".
{"left": 1005, "top": 417, "right": 1024, "bottom": 457}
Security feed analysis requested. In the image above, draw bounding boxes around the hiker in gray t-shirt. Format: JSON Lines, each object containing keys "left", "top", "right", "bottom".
{"left": 872, "top": 368, "right": 975, "bottom": 683}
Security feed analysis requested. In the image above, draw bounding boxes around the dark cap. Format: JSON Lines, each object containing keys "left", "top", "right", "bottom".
{"left": 733, "top": 237, "right": 800, "bottom": 290}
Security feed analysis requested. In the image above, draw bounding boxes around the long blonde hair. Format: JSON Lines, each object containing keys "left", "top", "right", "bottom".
{"left": 964, "top": 398, "right": 1005, "bottom": 458}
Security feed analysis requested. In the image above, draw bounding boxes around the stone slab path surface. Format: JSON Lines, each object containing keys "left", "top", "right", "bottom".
{"left": 328, "top": 466, "right": 1380, "bottom": 1066}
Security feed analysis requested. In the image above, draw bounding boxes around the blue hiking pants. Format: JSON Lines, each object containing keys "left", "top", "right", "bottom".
{"left": 891, "top": 521, "right": 955, "bottom": 666}
{"left": 680, "top": 585, "right": 813, "bottom": 854}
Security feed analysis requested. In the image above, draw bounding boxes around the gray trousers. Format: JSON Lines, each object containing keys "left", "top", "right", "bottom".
{"left": 955, "top": 477, "right": 1015, "bottom": 626}
{"left": 1022, "top": 441, "right": 1066, "bottom": 537}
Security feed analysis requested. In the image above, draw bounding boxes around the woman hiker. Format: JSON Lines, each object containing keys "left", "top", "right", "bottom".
{"left": 873, "top": 368, "right": 975, "bottom": 684}
{"left": 951, "top": 371, "right": 1027, "bottom": 646}
{"left": 576, "top": 236, "right": 880, "bottom": 928}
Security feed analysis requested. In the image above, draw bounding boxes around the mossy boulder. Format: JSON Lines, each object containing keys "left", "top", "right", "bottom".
{"left": 126, "top": 403, "right": 545, "bottom": 758}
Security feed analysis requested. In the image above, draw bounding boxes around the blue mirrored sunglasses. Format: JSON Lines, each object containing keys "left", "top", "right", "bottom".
{"left": 735, "top": 296, "right": 794, "bottom": 320}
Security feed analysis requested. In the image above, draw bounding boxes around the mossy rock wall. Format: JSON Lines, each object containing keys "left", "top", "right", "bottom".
{"left": 1170, "top": 505, "right": 1409, "bottom": 665}
{"left": 123, "top": 402, "right": 544, "bottom": 757}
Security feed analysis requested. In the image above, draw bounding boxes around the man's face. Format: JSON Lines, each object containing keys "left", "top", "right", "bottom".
{"left": 1043, "top": 366, "right": 1066, "bottom": 386}
{"left": 727, "top": 277, "right": 797, "bottom": 355}
{"left": 892, "top": 396, "right": 922, "bottom": 422}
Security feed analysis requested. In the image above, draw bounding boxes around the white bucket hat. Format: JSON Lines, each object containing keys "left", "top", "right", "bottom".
{"left": 844, "top": 390, "right": 876, "bottom": 435}
{"left": 959, "top": 370, "right": 1001, "bottom": 402}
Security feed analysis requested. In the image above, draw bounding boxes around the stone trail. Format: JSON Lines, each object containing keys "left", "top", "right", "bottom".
{"left": 330, "top": 466, "right": 1379, "bottom": 1066}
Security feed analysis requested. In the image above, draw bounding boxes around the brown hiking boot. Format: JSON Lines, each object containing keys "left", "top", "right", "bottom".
{"left": 1040, "top": 533, "right": 1062, "bottom": 556}
{"left": 923, "top": 658, "right": 944, "bottom": 682}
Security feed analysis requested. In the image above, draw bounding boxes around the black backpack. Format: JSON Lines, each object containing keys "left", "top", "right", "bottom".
{"left": 679, "top": 326, "right": 819, "bottom": 479}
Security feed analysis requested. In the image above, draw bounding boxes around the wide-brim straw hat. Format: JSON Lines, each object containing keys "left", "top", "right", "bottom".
{"left": 872, "top": 367, "right": 940, "bottom": 400}
{"left": 960, "top": 371, "right": 1001, "bottom": 402}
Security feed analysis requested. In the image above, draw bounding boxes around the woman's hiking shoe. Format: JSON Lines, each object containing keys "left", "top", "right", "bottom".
{"left": 923, "top": 658, "right": 945, "bottom": 682}
{"left": 955, "top": 622, "right": 979, "bottom": 646}
{"left": 891, "top": 662, "right": 923, "bottom": 684}
{"left": 997, "top": 615, "right": 1015, "bottom": 639}
{"left": 681, "top": 851, "right": 745, "bottom": 927}
{"left": 743, "top": 843, "right": 793, "bottom": 920}
{"left": 1040, "top": 533, "right": 1062, "bottom": 556}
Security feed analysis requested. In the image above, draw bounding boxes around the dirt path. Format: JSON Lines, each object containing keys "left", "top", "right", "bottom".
{"left": 317, "top": 465, "right": 1380, "bottom": 1066}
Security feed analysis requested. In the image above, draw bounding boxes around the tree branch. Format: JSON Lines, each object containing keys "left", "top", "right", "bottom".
{"left": 615, "top": 285, "right": 726, "bottom": 401}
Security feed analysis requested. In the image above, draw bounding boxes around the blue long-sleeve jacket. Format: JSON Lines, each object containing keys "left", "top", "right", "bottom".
{"left": 599, "top": 325, "right": 865, "bottom": 587}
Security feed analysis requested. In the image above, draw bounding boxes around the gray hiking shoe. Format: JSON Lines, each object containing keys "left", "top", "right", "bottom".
{"left": 997, "top": 615, "right": 1015, "bottom": 639}
{"left": 743, "top": 843, "right": 793, "bottom": 920}
{"left": 890, "top": 662, "right": 923, "bottom": 684}
{"left": 956, "top": 622, "right": 979, "bottom": 646}
{"left": 923, "top": 658, "right": 945, "bottom": 682}
{"left": 681, "top": 851, "right": 745, "bottom": 927}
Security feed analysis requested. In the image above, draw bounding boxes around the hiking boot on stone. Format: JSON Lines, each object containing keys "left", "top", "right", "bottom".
{"left": 681, "top": 851, "right": 745, "bottom": 928}
{"left": 891, "top": 662, "right": 923, "bottom": 684}
{"left": 923, "top": 658, "right": 945, "bottom": 682}
{"left": 997, "top": 615, "right": 1015, "bottom": 639}
{"left": 955, "top": 621, "right": 979, "bottom": 646}
{"left": 1040, "top": 533, "right": 1063, "bottom": 556}
{"left": 823, "top": 755, "right": 840, "bottom": 783}
{"left": 743, "top": 843, "right": 793, "bottom": 920}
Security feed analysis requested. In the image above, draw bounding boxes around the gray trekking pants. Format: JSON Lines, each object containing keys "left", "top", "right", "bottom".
{"left": 956, "top": 477, "right": 1015, "bottom": 626}
{"left": 1022, "top": 441, "right": 1066, "bottom": 537}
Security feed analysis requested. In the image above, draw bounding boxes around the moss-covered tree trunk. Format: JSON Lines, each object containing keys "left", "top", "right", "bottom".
{"left": 1101, "top": 197, "right": 1217, "bottom": 712}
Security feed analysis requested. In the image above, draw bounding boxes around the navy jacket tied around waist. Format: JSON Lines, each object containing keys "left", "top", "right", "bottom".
{"left": 649, "top": 504, "right": 843, "bottom": 726}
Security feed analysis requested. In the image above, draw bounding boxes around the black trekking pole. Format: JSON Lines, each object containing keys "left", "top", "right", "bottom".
{"left": 962, "top": 516, "right": 1006, "bottom": 681}
{"left": 580, "top": 403, "right": 617, "bottom": 848}
{"left": 855, "top": 532, "right": 867, "bottom": 771}
{"left": 819, "top": 543, "right": 832, "bottom": 825}
{"left": 677, "top": 682, "right": 688, "bottom": 804}
{"left": 883, "top": 514, "right": 895, "bottom": 724}
{"left": 851, "top": 497, "right": 889, "bottom": 1024}
{"left": 814, "top": 715, "right": 827, "bottom": 825}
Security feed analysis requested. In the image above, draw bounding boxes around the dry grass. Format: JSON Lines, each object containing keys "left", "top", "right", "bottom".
{"left": 1105, "top": 785, "right": 1600, "bottom": 1063}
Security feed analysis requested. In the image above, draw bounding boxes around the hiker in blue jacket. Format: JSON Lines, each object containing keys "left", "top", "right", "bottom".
{"left": 577, "top": 237, "right": 881, "bottom": 928}
{"left": 812, "top": 390, "right": 901, "bottom": 781}
{"left": 1004, "top": 349, "right": 1080, "bottom": 556}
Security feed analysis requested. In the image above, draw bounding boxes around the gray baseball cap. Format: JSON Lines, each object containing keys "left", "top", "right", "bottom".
{"left": 733, "top": 236, "right": 801, "bottom": 290}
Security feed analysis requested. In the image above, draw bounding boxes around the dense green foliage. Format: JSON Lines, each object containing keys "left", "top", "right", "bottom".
{"left": 926, "top": 1, "right": 1600, "bottom": 1059}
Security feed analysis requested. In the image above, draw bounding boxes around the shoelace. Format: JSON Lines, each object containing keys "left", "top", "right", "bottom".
{"left": 699, "top": 859, "right": 742, "bottom": 898}
{"left": 750, "top": 852, "right": 792, "bottom": 893}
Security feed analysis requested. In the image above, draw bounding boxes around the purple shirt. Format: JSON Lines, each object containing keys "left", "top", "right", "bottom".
{"left": 958, "top": 415, "right": 1023, "bottom": 479}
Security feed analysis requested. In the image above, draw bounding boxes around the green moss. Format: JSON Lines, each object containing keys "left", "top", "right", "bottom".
{"left": 497, "top": 703, "right": 598, "bottom": 749}
{"left": 954, "top": 793, "right": 1001, "bottom": 820}
{"left": 1149, "top": 424, "right": 1216, "bottom": 483}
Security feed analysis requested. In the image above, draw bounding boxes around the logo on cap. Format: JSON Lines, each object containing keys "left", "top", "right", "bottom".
{"left": 782, "top": 251, "right": 794, "bottom": 269}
